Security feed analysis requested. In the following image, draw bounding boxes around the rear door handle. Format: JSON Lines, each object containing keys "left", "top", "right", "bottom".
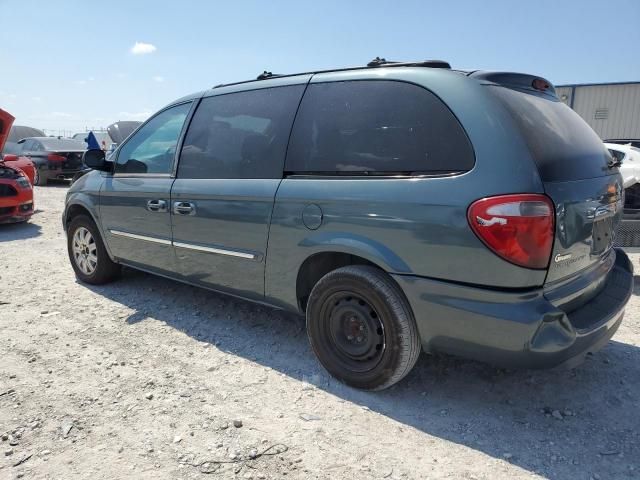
{"left": 173, "top": 201, "right": 196, "bottom": 216}
{"left": 146, "top": 199, "right": 167, "bottom": 212}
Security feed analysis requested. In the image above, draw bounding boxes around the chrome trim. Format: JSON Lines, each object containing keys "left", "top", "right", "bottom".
{"left": 108, "top": 229, "right": 172, "bottom": 246}
{"left": 173, "top": 241, "right": 255, "bottom": 259}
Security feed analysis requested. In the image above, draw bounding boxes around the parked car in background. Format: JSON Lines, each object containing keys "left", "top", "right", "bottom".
{"left": 72, "top": 131, "right": 112, "bottom": 151}
{"left": 0, "top": 109, "right": 34, "bottom": 223}
{"left": 1, "top": 153, "right": 37, "bottom": 185}
{"left": 106, "top": 121, "right": 141, "bottom": 158}
{"left": 606, "top": 142, "right": 640, "bottom": 247}
{"left": 1, "top": 125, "right": 46, "bottom": 156}
{"left": 64, "top": 60, "right": 632, "bottom": 390}
{"left": 16, "top": 137, "right": 86, "bottom": 185}
{"left": 606, "top": 143, "right": 640, "bottom": 190}
{"left": 605, "top": 139, "right": 640, "bottom": 149}
{"left": 72, "top": 121, "right": 142, "bottom": 184}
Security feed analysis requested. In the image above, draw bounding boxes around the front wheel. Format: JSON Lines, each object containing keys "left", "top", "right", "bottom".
{"left": 306, "top": 266, "right": 421, "bottom": 391}
{"left": 67, "top": 215, "right": 120, "bottom": 284}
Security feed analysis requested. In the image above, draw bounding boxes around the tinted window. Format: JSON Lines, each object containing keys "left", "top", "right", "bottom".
{"left": 488, "top": 86, "right": 612, "bottom": 181}
{"left": 286, "top": 80, "right": 474, "bottom": 174}
{"left": 116, "top": 103, "right": 191, "bottom": 174}
{"left": 178, "top": 85, "right": 305, "bottom": 179}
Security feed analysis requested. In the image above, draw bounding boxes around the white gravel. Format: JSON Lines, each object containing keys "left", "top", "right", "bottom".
{"left": 1, "top": 185, "right": 639, "bottom": 479}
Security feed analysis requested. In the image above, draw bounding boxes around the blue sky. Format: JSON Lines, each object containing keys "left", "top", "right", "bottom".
{"left": 1, "top": 0, "right": 638, "bottom": 134}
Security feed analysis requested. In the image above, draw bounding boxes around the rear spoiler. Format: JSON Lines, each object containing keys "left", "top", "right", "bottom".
{"left": 469, "top": 71, "right": 557, "bottom": 98}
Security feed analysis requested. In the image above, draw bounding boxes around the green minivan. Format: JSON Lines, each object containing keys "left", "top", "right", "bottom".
{"left": 64, "top": 60, "right": 633, "bottom": 390}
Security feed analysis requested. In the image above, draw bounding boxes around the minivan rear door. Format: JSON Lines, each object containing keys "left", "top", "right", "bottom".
{"left": 486, "top": 85, "right": 623, "bottom": 286}
{"left": 170, "top": 82, "right": 308, "bottom": 299}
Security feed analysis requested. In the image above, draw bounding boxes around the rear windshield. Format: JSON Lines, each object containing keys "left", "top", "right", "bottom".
{"left": 487, "top": 86, "right": 613, "bottom": 182}
{"left": 38, "top": 138, "right": 86, "bottom": 150}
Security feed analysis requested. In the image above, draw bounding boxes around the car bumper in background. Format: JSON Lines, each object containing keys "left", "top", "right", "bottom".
{"left": 393, "top": 248, "right": 633, "bottom": 369}
{"left": 0, "top": 189, "right": 34, "bottom": 224}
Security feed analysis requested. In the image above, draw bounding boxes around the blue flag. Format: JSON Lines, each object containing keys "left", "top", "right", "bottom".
{"left": 86, "top": 131, "right": 101, "bottom": 150}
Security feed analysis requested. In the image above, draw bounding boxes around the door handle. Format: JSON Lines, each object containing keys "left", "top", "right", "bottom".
{"left": 146, "top": 199, "right": 167, "bottom": 212}
{"left": 173, "top": 201, "right": 196, "bottom": 216}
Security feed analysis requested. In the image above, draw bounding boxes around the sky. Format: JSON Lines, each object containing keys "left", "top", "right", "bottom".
{"left": 1, "top": 0, "right": 639, "bottom": 134}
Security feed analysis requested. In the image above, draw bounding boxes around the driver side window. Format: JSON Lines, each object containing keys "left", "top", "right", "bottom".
{"left": 115, "top": 102, "right": 191, "bottom": 174}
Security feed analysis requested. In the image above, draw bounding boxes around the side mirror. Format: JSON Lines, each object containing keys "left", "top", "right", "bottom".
{"left": 2, "top": 154, "right": 18, "bottom": 162}
{"left": 83, "top": 148, "right": 111, "bottom": 171}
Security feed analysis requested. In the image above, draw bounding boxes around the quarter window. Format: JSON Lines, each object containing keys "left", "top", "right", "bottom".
{"left": 115, "top": 103, "right": 191, "bottom": 174}
{"left": 286, "top": 80, "right": 474, "bottom": 174}
{"left": 177, "top": 85, "right": 305, "bottom": 179}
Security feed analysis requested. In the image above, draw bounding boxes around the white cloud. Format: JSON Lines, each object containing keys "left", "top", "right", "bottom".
{"left": 51, "top": 112, "right": 73, "bottom": 118}
{"left": 32, "top": 96, "right": 42, "bottom": 102}
{"left": 130, "top": 42, "right": 157, "bottom": 55}
{"left": 75, "top": 80, "right": 87, "bottom": 85}
{"left": 88, "top": 76, "right": 95, "bottom": 81}
{"left": 152, "top": 75, "right": 164, "bottom": 82}
{"left": 118, "top": 111, "right": 152, "bottom": 121}
{"left": 115, "top": 73, "right": 127, "bottom": 79}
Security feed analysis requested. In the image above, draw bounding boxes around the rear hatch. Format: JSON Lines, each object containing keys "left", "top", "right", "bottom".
{"left": 482, "top": 77, "right": 623, "bottom": 291}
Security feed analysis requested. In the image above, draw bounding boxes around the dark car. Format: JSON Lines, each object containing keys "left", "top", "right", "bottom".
{"left": 63, "top": 59, "right": 633, "bottom": 390}
{"left": 17, "top": 137, "right": 86, "bottom": 185}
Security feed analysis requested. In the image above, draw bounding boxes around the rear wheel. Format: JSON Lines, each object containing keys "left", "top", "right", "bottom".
{"left": 34, "top": 167, "right": 46, "bottom": 186}
{"left": 67, "top": 215, "right": 120, "bottom": 284}
{"left": 306, "top": 265, "right": 421, "bottom": 390}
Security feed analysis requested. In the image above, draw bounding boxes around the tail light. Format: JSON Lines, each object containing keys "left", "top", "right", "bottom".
{"left": 47, "top": 153, "right": 66, "bottom": 162}
{"left": 468, "top": 194, "right": 555, "bottom": 269}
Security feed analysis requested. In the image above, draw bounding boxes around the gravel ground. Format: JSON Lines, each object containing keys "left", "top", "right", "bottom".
{"left": 1, "top": 185, "right": 639, "bottom": 480}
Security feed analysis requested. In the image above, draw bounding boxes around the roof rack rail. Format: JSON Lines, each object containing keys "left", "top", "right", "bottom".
{"left": 257, "top": 71, "right": 281, "bottom": 80}
{"left": 367, "top": 57, "right": 451, "bottom": 69}
{"left": 212, "top": 57, "right": 452, "bottom": 89}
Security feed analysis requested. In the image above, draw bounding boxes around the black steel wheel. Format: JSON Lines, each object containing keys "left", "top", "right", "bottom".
{"left": 306, "top": 265, "right": 421, "bottom": 390}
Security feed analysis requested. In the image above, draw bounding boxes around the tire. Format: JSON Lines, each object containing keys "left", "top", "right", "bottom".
{"left": 34, "top": 167, "right": 46, "bottom": 186}
{"left": 306, "top": 265, "right": 421, "bottom": 391}
{"left": 67, "top": 215, "right": 120, "bottom": 284}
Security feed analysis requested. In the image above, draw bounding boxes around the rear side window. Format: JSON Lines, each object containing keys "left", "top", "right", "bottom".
{"left": 178, "top": 85, "right": 305, "bottom": 179}
{"left": 286, "top": 80, "right": 474, "bottom": 174}
{"left": 487, "top": 86, "right": 612, "bottom": 181}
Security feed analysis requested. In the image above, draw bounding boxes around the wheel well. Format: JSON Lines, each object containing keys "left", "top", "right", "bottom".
{"left": 65, "top": 204, "right": 92, "bottom": 228}
{"left": 296, "top": 252, "right": 381, "bottom": 312}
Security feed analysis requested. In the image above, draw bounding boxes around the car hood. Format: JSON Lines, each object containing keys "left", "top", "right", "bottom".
{"left": 107, "top": 121, "right": 141, "bottom": 144}
{"left": 0, "top": 108, "right": 16, "bottom": 153}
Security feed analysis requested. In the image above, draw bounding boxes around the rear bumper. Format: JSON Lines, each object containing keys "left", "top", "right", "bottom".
{"left": 393, "top": 248, "right": 633, "bottom": 369}
{"left": 41, "top": 163, "right": 83, "bottom": 180}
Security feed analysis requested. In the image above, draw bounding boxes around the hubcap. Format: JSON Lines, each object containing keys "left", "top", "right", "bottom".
{"left": 326, "top": 294, "right": 385, "bottom": 372}
{"left": 72, "top": 227, "right": 98, "bottom": 275}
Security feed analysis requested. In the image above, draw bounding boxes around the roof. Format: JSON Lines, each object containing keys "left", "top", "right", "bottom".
{"left": 210, "top": 58, "right": 453, "bottom": 90}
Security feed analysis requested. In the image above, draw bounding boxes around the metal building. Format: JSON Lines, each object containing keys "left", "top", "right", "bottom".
{"left": 555, "top": 82, "right": 640, "bottom": 140}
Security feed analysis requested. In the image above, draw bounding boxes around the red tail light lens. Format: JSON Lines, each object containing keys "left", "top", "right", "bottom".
{"left": 468, "top": 194, "right": 555, "bottom": 269}
{"left": 47, "top": 153, "right": 66, "bottom": 162}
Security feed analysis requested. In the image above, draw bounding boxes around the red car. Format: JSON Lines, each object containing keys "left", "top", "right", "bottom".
{"left": 0, "top": 109, "right": 34, "bottom": 223}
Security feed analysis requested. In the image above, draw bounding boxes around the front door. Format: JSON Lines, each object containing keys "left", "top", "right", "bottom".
{"left": 99, "top": 102, "right": 192, "bottom": 274}
{"left": 170, "top": 83, "right": 307, "bottom": 299}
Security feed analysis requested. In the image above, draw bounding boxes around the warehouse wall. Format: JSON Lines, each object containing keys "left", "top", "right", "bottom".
{"left": 557, "top": 83, "right": 640, "bottom": 139}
